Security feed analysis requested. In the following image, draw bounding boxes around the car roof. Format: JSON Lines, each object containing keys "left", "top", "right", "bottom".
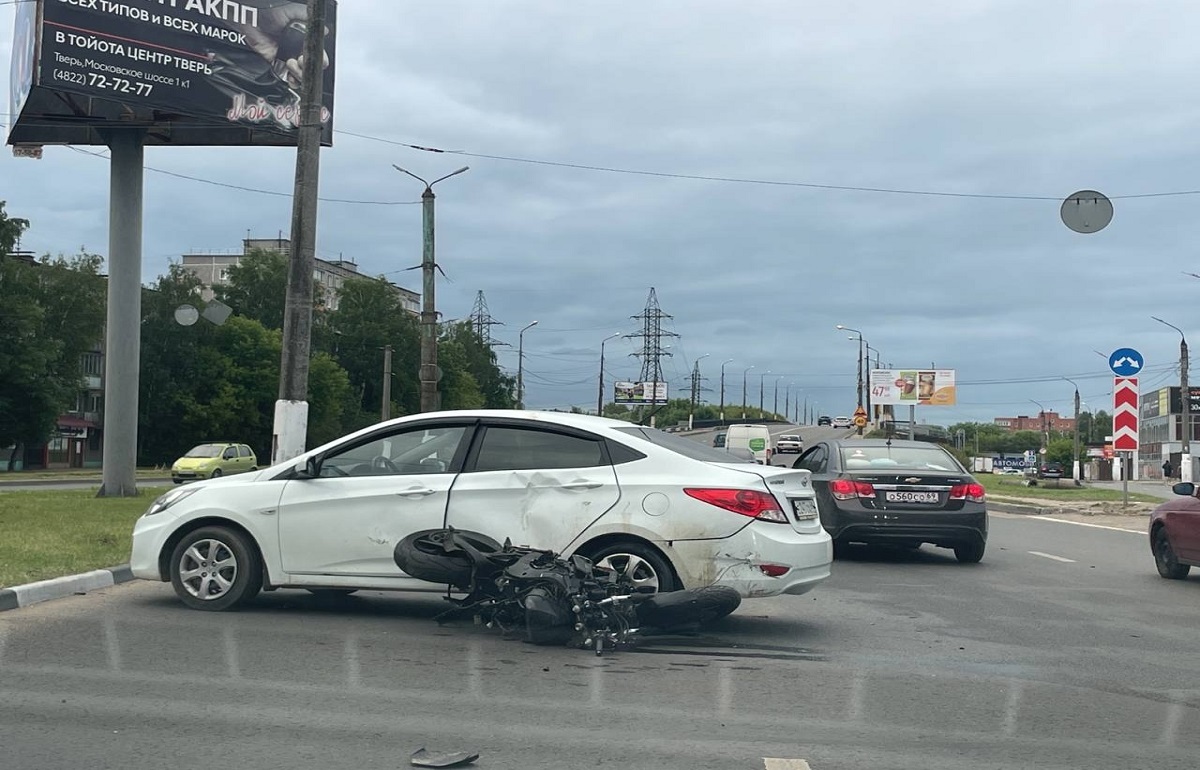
{"left": 825, "top": 438, "right": 949, "bottom": 449}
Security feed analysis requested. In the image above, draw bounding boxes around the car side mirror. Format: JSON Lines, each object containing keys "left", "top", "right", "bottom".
{"left": 294, "top": 456, "right": 320, "bottom": 479}
{"left": 1171, "top": 482, "right": 1195, "bottom": 497}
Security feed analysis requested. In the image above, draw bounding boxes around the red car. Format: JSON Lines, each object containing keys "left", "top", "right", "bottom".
{"left": 1150, "top": 483, "right": 1200, "bottom": 579}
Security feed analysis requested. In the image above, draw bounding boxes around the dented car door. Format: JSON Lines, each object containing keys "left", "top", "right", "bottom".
{"left": 446, "top": 422, "right": 620, "bottom": 553}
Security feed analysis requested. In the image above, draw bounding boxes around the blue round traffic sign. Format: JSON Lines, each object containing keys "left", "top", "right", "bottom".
{"left": 1109, "top": 348, "right": 1144, "bottom": 377}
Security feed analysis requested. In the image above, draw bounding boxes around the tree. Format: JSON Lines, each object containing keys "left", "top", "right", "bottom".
{"left": 0, "top": 201, "right": 30, "bottom": 256}
{"left": 441, "top": 321, "right": 515, "bottom": 409}
{"left": 213, "top": 248, "right": 315, "bottom": 331}
{"left": 0, "top": 250, "right": 106, "bottom": 468}
{"left": 1045, "top": 438, "right": 1077, "bottom": 468}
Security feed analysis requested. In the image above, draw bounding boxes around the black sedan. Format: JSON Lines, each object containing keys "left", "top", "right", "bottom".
{"left": 791, "top": 438, "right": 988, "bottom": 563}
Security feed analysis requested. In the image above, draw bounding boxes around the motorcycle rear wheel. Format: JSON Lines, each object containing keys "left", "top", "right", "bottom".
{"left": 393, "top": 529, "right": 504, "bottom": 587}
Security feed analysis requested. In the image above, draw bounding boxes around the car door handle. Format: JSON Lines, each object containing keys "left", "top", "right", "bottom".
{"left": 397, "top": 487, "right": 437, "bottom": 497}
{"left": 562, "top": 481, "right": 603, "bottom": 490}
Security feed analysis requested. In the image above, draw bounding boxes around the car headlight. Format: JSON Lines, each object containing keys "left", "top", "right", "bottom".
{"left": 145, "top": 487, "right": 200, "bottom": 516}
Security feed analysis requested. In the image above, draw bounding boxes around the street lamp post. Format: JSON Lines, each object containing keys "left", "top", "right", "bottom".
{"left": 837, "top": 324, "right": 865, "bottom": 433}
{"left": 785, "top": 381, "right": 795, "bottom": 424}
{"left": 1030, "top": 399, "right": 1049, "bottom": 462}
{"left": 597, "top": 332, "right": 621, "bottom": 415}
{"left": 741, "top": 366, "right": 754, "bottom": 419}
{"left": 516, "top": 320, "right": 538, "bottom": 410}
{"left": 773, "top": 375, "right": 783, "bottom": 419}
{"left": 1153, "top": 316, "right": 1191, "bottom": 481}
{"left": 759, "top": 370, "right": 770, "bottom": 418}
{"left": 1063, "top": 377, "right": 1082, "bottom": 485}
{"left": 719, "top": 358, "right": 734, "bottom": 425}
{"left": 392, "top": 164, "right": 470, "bottom": 413}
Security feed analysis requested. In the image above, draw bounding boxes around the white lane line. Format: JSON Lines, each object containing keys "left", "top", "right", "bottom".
{"left": 1028, "top": 551, "right": 1076, "bottom": 563}
{"left": 992, "top": 511, "right": 1144, "bottom": 534}
{"left": 764, "top": 759, "right": 812, "bottom": 770}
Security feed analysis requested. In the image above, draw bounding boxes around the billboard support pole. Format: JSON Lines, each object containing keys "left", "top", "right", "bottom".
{"left": 273, "top": 0, "right": 329, "bottom": 465}
{"left": 97, "top": 128, "right": 147, "bottom": 498}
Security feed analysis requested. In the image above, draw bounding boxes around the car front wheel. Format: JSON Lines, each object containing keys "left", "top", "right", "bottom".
{"left": 169, "top": 526, "right": 263, "bottom": 611}
{"left": 1153, "top": 527, "right": 1190, "bottom": 579}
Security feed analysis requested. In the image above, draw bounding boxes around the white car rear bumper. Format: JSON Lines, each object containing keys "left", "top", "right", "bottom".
{"left": 666, "top": 522, "right": 832, "bottom": 598}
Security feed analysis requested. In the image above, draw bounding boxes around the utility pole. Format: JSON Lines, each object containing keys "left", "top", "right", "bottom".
{"left": 627, "top": 288, "right": 678, "bottom": 427}
{"left": 1063, "top": 377, "right": 1081, "bottom": 485}
{"left": 719, "top": 358, "right": 734, "bottom": 425}
{"left": 688, "top": 354, "right": 709, "bottom": 430}
{"left": 773, "top": 375, "right": 783, "bottom": 419}
{"left": 392, "top": 164, "right": 470, "bottom": 413}
{"left": 1154, "top": 316, "right": 1191, "bottom": 481}
{"left": 759, "top": 370, "right": 769, "bottom": 418}
{"left": 467, "top": 290, "right": 505, "bottom": 348}
{"left": 597, "top": 332, "right": 621, "bottom": 415}
{"left": 381, "top": 345, "right": 393, "bottom": 421}
{"left": 785, "top": 382, "right": 793, "bottom": 424}
{"left": 271, "top": 0, "right": 329, "bottom": 466}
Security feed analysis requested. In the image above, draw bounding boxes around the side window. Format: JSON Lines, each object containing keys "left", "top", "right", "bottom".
{"left": 319, "top": 425, "right": 468, "bottom": 477}
{"left": 473, "top": 427, "right": 606, "bottom": 472}
{"left": 796, "top": 445, "right": 828, "bottom": 473}
{"left": 222, "top": 446, "right": 237, "bottom": 460}
{"left": 238, "top": 445, "right": 252, "bottom": 458}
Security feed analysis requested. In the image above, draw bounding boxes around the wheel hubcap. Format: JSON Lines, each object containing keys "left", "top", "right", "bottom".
{"left": 1157, "top": 532, "right": 1175, "bottom": 569}
{"left": 179, "top": 539, "right": 237, "bottom": 600}
{"left": 596, "top": 553, "right": 660, "bottom": 591}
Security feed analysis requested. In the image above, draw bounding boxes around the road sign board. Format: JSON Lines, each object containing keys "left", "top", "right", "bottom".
{"left": 1108, "top": 348, "right": 1144, "bottom": 377}
{"left": 853, "top": 415, "right": 868, "bottom": 428}
{"left": 853, "top": 405, "right": 867, "bottom": 417}
{"left": 1113, "top": 376, "right": 1139, "bottom": 451}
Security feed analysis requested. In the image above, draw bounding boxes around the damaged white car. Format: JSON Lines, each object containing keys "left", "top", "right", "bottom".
{"left": 131, "top": 410, "right": 833, "bottom": 611}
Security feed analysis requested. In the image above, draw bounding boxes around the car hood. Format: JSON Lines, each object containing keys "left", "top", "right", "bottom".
{"left": 173, "top": 457, "right": 216, "bottom": 470}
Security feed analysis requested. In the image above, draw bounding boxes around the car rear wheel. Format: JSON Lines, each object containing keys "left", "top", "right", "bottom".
{"left": 169, "top": 526, "right": 262, "bottom": 611}
{"left": 954, "top": 540, "right": 986, "bottom": 564}
{"left": 1153, "top": 527, "right": 1190, "bottom": 579}
{"left": 211, "top": 468, "right": 223, "bottom": 478}
{"left": 585, "top": 542, "right": 676, "bottom": 593}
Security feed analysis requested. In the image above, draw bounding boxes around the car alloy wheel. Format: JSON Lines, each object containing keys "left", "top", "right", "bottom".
{"left": 211, "top": 468, "right": 223, "bottom": 478}
{"left": 1153, "top": 528, "right": 1190, "bottom": 579}
{"left": 169, "top": 526, "right": 262, "bottom": 611}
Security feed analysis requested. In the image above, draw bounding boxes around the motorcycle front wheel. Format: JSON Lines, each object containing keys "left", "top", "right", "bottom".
{"left": 392, "top": 529, "right": 504, "bottom": 587}
{"left": 635, "top": 585, "right": 742, "bottom": 629}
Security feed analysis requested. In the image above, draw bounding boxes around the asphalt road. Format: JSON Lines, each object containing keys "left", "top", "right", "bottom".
{"left": 4, "top": 504, "right": 1196, "bottom": 769}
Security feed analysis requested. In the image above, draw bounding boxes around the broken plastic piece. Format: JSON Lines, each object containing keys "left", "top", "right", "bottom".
{"left": 411, "top": 747, "right": 480, "bottom": 768}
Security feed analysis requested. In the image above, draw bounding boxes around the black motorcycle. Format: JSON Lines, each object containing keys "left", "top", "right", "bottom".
{"left": 393, "top": 528, "right": 741, "bottom": 655}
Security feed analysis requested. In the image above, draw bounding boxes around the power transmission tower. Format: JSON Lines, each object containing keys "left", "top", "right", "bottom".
{"left": 467, "top": 290, "right": 506, "bottom": 347}
{"left": 626, "top": 288, "right": 679, "bottom": 426}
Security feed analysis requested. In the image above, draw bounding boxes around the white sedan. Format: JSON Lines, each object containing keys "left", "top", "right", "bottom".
{"left": 131, "top": 410, "right": 833, "bottom": 611}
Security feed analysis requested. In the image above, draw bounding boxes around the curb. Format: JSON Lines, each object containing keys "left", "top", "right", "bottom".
{"left": 0, "top": 564, "right": 136, "bottom": 612}
{"left": 988, "top": 500, "right": 1052, "bottom": 516}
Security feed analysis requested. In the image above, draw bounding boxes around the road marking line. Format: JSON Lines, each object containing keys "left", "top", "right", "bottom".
{"left": 764, "top": 759, "right": 812, "bottom": 770}
{"left": 1028, "top": 551, "right": 1076, "bottom": 563}
{"left": 992, "top": 511, "right": 1144, "bottom": 534}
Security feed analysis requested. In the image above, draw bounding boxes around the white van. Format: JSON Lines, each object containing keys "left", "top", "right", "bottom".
{"left": 723, "top": 424, "right": 773, "bottom": 464}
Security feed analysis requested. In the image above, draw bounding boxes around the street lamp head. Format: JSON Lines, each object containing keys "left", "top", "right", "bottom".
{"left": 521, "top": 320, "right": 539, "bottom": 334}
{"left": 723, "top": 358, "right": 734, "bottom": 364}
{"left": 835, "top": 324, "right": 846, "bottom": 330}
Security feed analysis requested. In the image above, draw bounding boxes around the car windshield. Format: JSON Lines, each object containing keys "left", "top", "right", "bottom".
{"left": 613, "top": 427, "right": 754, "bottom": 463}
{"left": 781, "top": 435, "right": 800, "bottom": 442}
{"left": 840, "top": 444, "right": 963, "bottom": 472}
{"left": 183, "top": 444, "right": 223, "bottom": 458}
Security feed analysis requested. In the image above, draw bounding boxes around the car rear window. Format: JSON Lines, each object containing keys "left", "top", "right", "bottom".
{"left": 613, "top": 427, "right": 753, "bottom": 463}
{"left": 839, "top": 444, "right": 963, "bottom": 472}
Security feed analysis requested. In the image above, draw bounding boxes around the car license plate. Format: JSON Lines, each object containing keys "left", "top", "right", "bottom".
{"left": 791, "top": 498, "right": 818, "bottom": 520}
{"left": 885, "top": 491, "right": 939, "bottom": 504}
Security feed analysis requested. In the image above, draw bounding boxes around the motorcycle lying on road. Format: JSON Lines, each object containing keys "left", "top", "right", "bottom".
{"left": 393, "top": 528, "right": 741, "bottom": 655}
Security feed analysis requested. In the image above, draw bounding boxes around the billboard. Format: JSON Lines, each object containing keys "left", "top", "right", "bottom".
{"left": 614, "top": 381, "right": 668, "bottom": 405}
{"left": 8, "top": 0, "right": 337, "bottom": 147}
{"left": 869, "top": 369, "right": 957, "bottom": 406}
{"left": 8, "top": 0, "right": 38, "bottom": 125}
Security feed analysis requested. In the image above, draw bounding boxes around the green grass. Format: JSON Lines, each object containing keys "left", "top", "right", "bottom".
{"left": 0, "top": 468, "right": 167, "bottom": 481}
{"left": 0, "top": 487, "right": 167, "bottom": 588}
{"left": 977, "top": 474, "right": 1160, "bottom": 504}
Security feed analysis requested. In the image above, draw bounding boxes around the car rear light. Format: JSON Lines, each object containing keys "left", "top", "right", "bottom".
{"left": 684, "top": 488, "right": 788, "bottom": 523}
{"left": 829, "top": 479, "right": 876, "bottom": 500}
{"left": 949, "top": 483, "right": 986, "bottom": 503}
{"left": 758, "top": 564, "right": 790, "bottom": 577}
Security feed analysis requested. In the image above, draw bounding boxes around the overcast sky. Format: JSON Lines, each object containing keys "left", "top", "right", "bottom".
{"left": 4, "top": 0, "right": 1199, "bottom": 423}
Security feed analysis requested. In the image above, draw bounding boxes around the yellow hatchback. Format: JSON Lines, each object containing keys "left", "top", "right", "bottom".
{"left": 171, "top": 442, "right": 258, "bottom": 484}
